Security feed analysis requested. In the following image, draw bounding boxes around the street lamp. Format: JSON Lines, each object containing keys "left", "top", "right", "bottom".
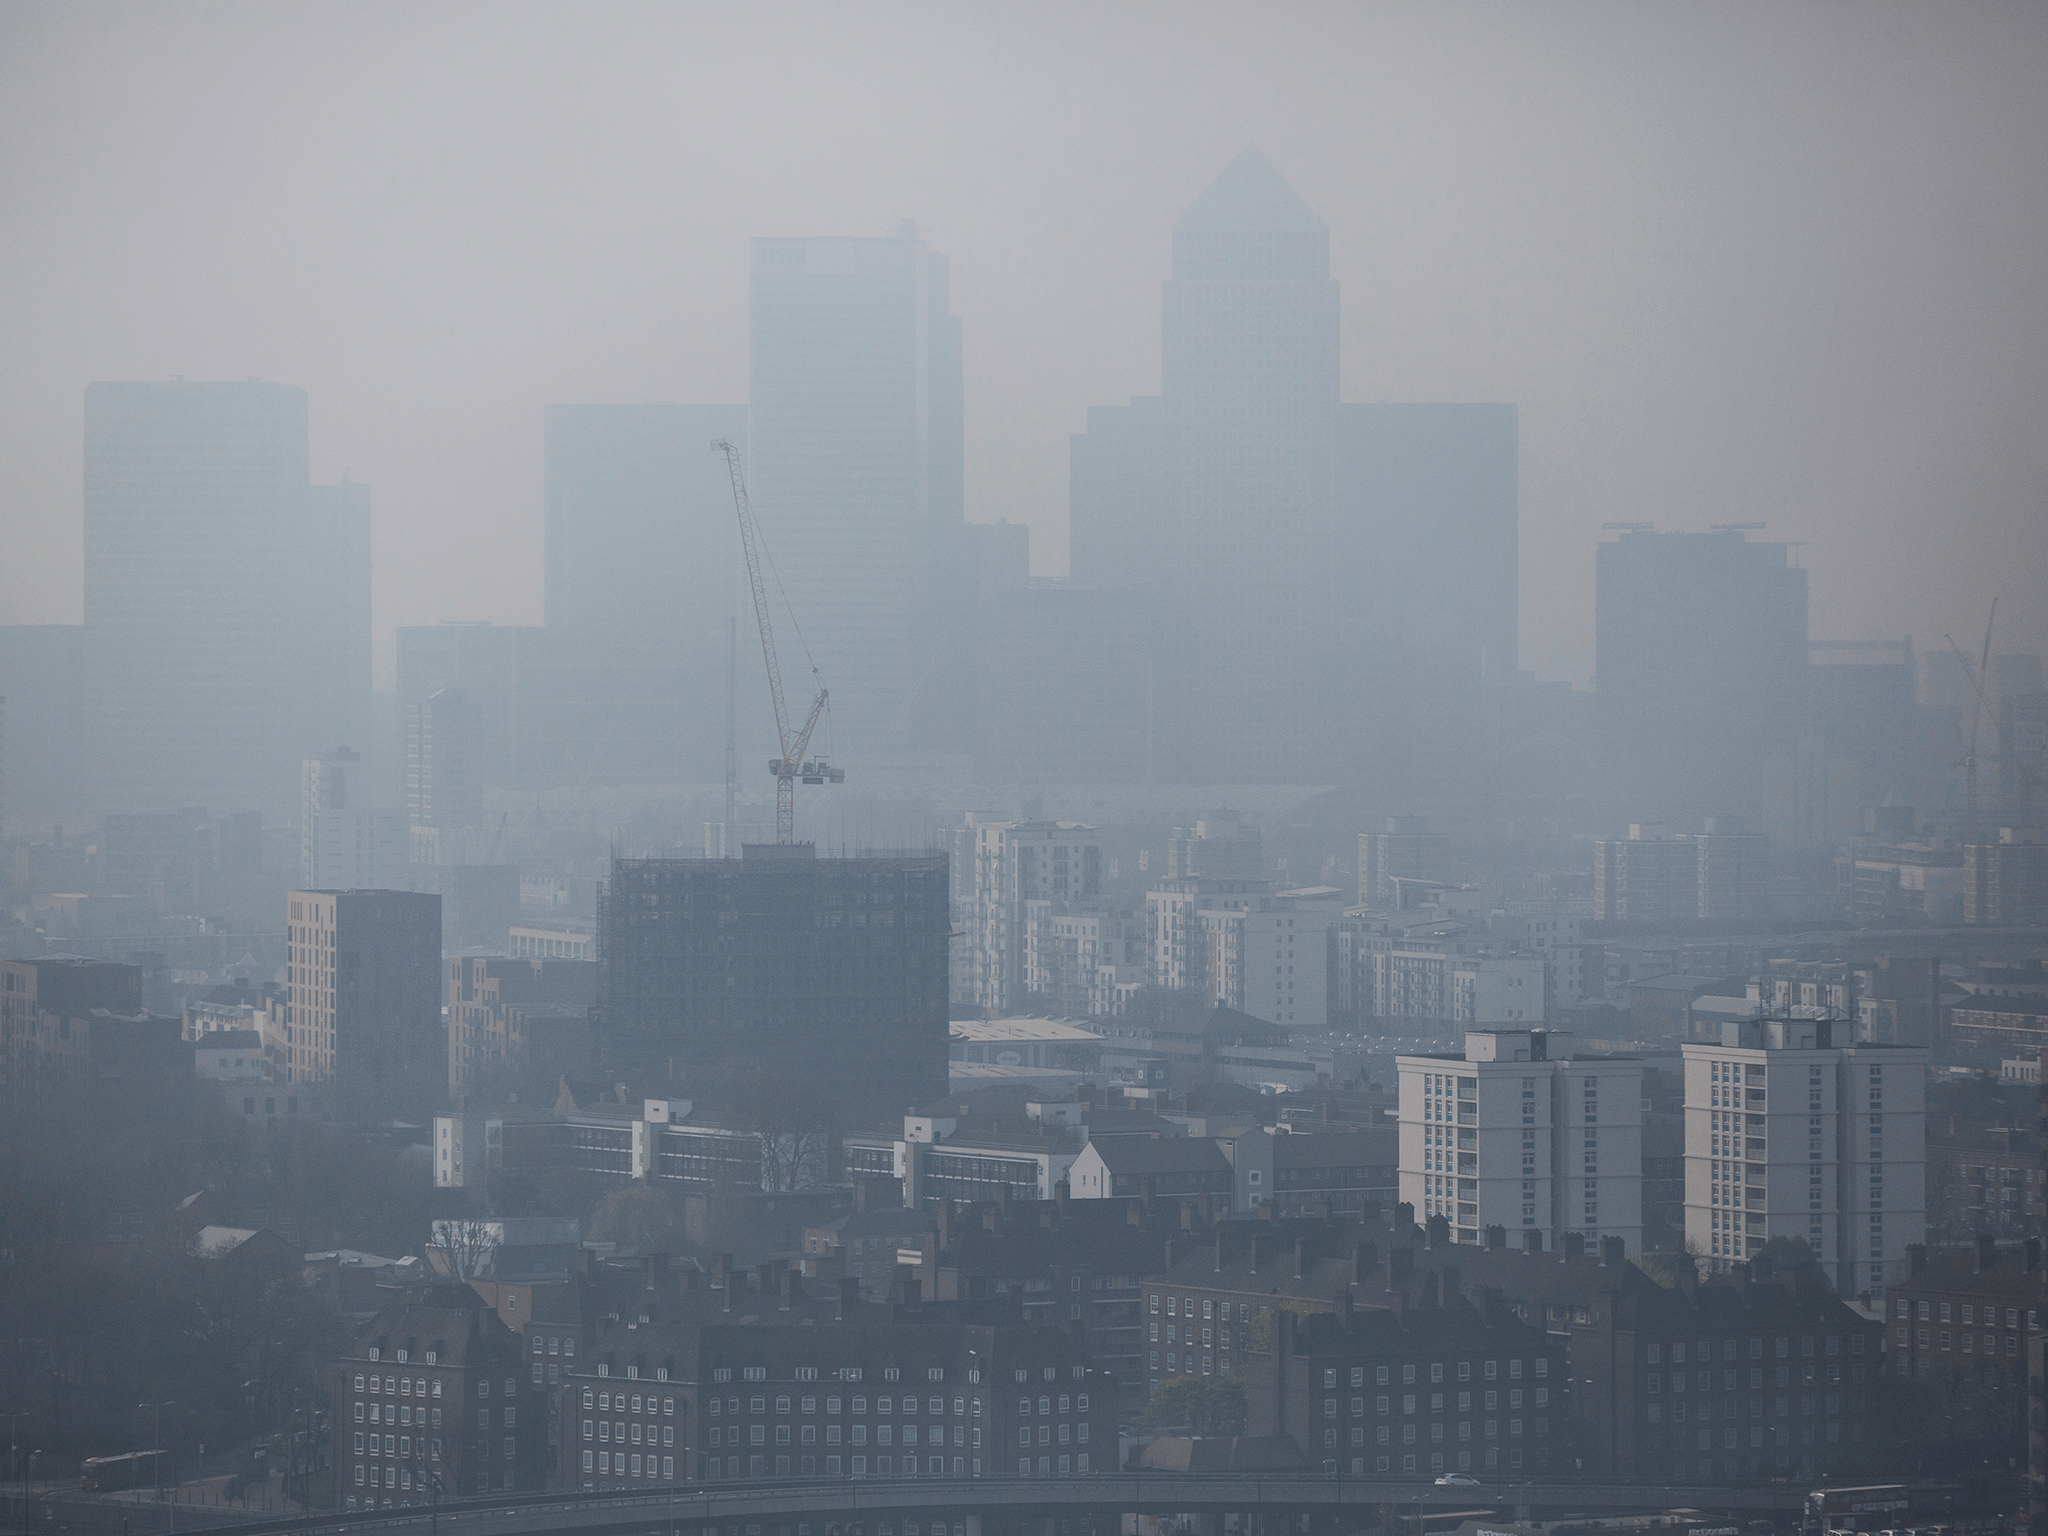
{"left": 139, "top": 1402, "right": 173, "bottom": 1498}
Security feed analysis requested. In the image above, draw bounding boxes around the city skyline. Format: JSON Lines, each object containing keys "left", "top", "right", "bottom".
{"left": 4, "top": 4, "right": 2044, "bottom": 692}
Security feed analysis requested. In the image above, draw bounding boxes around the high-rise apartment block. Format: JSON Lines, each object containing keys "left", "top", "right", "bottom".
{"left": 83, "top": 381, "right": 368, "bottom": 815}
{"left": 1682, "top": 1017, "right": 1927, "bottom": 1296}
{"left": 967, "top": 821, "right": 1101, "bottom": 1012}
{"left": 1399, "top": 1030, "right": 1644, "bottom": 1254}
{"left": 1694, "top": 819, "right": 1771, "bottom": 921}
{"left": 1592, "top": 825, "right": 1697, "bottom": 925}
{"left": 1145, "top": 876, "right": 1268, "bottom": 993}
{"left": 405, "top": 687, "right": 481, "bottom": 859}
{"left": 302, "top": 748, "right": 406, "bottom": 890}
{"left": 1965, "top": 833, "right": 2048, "bottom": 925}
{"left": 1168, "top": 814, "right": 1263, "bottom": 880}
{"left": 1359, "top": 816, "right": 1452, "bottom": 907}
{"left": 286, "top": 888, "right": 443, "bottom": 1114}
{"left": 594, "top": 845, "right": 949, "bottom": 1111}
{"left": 1020, "top": 903, "right": 1146, "bottom": 1018}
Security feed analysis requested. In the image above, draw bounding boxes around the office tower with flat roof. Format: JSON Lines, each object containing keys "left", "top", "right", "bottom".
{"left": 286, "top": 887, "right": 442, "bottom": 1114}
{"left": 594, "top": 844, "right": 949, "bottom": 1113}
{"left": 1682, "top": 1017, "right": 1926, "bottom": 1296}
{"left": 1398, "top": 1029, "right": 1644, "bottom": 1254}
{"left": 1596, "top": 526, "right": 1809, "bottom": 821}
{"left": 0, "top": 624, "right": 85, "bottom": 832}
{"left": 82, "top": 381, "right": 368, "bottom": 816}
{"left": 1071, "top": 149, "right": 1517, "bottom": 786}
{"left": 749, "top": 230, "right": 964, "bottom": 762}
{"left": 536, "top": 403, "right": 749, "bottom": 786}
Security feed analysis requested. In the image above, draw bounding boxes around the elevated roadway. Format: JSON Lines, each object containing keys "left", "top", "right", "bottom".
{"left": 179, "top": 1473, "right": 1810, "bottom": 1536}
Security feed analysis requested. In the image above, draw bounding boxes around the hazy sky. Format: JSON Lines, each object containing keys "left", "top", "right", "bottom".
{"left": 3, "top": 1, "right": 2043, "bottom": 690}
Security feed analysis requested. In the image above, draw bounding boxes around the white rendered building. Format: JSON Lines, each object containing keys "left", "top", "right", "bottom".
{"left": 1398, "top": 1029, "right": 1643, "bottom": 1253}
{"left": 1682, "top": 1017, "right": 1926, "bottom": 1296}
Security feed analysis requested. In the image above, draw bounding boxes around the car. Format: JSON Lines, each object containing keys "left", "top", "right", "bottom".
{"left": 1435, "top": 1474, "right": 1481, "bottom": 1487}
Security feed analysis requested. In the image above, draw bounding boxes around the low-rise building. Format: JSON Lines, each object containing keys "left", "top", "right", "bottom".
{"left": 1247, "top": 1292, "right": 1568, "bottom": 1479}
{"left": 558, "top": 1308, "right": 1113, "bottom": 1489}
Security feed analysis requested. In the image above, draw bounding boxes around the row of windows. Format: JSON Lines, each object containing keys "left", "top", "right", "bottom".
{"left": 1329, "top": 1419, "right": 1537, "bottom": 1445}
{"left": 1645, "top": 1394, "right": 1854, "bottom": 1422}
{"left": 356, "top": 1403, "right": 439, "bottom": 1427}
{"left": 1648, "top": 1364, "right": 1857, "bottom": 1391}
{"left": 353, "top": 1373, "right": 517, "bottom": 1398}
{"left": 1643, "top": 1336, "right": 1856, "bottom": 1363}
{"left": 1319, "top": 1360, "right": 1543, "bottom": 1387}
{"left": 1903, "top": 1328, "right": 2022, "bottom": 1355}
{"left": 704, "top": 1424, "right": 978, "bottom": 1450}
{"left": 1328, "top": 1391, "right": 1539, "bottom": 1416}
{"left": 1899, "top": 1299, "right": 2036, "bottom": 1326}
{"left": 679, "top": 1393, "right": 992, "bottom": 1418}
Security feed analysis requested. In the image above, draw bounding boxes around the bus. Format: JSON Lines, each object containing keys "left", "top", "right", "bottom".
{"left": 1806, "top": 1487, "right": 1911, "bottom": 1532}
{"left": 81, "top": 1450, "right": 171, "bottom": 1492}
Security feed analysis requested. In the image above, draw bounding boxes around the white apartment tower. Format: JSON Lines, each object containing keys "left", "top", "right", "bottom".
{"left": 1398, "top": 1029, "right": 1643, "bottom": 1254}
{"left": 1682, "top": 1017, "right": 1926, "bottom": 1296}
{"left": 968, "top": 820, "right": 1101, "bottom": 1012}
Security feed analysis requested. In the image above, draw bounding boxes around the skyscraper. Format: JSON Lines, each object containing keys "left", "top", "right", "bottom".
{"left": 82, "top": 381, "right": 369, "bottom": 816}
{"left": 538, "top": 403, "right": 749, "bottom": 785}
{"left": 1595, "top": 526, "right": 1809, "bottom": 820}
{"left": 1071, "top": 149, "right": 1517, "bottom": 786}
{"left": 749, "top": 230, "right": 964, "bottom": 762}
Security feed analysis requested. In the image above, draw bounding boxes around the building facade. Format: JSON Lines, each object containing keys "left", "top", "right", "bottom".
{"left": 968, "top": 821, "right": 1102, "bottom": 1013}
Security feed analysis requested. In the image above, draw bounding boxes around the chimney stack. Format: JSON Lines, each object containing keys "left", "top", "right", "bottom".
{"left": 1561, "top": 1233, "right": 1586, "bottom": 1261}
{"left": 1523, "top": 1231, "right": 1544, "bottom": 1256}
{"left": 1485, "top": 1225, "right": 1507, "bottom": 1252}
{"left": 1294, "top": 1238, "right": 1305, "bottom": 1280}
{"left": 1389, "top": 1247, "right": 1414, "bottom": 1287}
{"left": 779, "top": 1269, "right": 797, "bottom": 1313}
{"left": 1601, "top": 1236, "right": 1626, "bottom": 1268}
{"left": 838, "top": 1276, "right": 861, "bottom": 1321}
{"left": 1396, "top": 1201, "right": 1415, "bottom": 1232}
{"left": 1977, "top": 1233, "right": 1999, "bottom": 1273}
{"left": 1352, "top": 1240, "right": 1378, "bottom": 1287}
{"left": 1426, "top": 1213, "right": 1450, "bottom": 1250}
{"left": 713, "top": 1252, "right": 733, "bottom": 1311}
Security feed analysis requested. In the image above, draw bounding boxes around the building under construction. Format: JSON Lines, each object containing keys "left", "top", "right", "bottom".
{"left": 594, "top": 843, "right": 949, "bottom": 1112}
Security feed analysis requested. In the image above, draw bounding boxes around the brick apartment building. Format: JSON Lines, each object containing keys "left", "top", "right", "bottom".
{"left": 330, "top": 1285, "right": 547, "bottom": 1509}
{"left": 558, "top": 1311, "right": 1112, "bottom": 1490}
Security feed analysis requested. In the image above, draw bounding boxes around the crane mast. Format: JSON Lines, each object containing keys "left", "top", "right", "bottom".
{"left": 713, "top": 439, "right": 842, "bottom": 844}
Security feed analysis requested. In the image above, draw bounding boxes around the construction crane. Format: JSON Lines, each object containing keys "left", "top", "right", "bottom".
{"left": 1945, "top": 600, "right": 1997, "bottom": 844}
{"left": 712, "top": 439, "right": 843, "bottom": 844}
{"left": 1947, "top": 598, "right": 2047, "bottom": 830}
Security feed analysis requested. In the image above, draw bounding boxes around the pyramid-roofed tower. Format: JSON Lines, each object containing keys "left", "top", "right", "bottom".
{"left": 1175, "top": 145, "right": 1325, "bottom": 232}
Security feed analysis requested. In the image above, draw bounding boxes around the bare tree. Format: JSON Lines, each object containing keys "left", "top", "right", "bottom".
{"left": 734, "top": 1072, "right": 838, "bottom": 1192}
{"left": 431, "top": 1217, "right": 500, "bottom": 1282}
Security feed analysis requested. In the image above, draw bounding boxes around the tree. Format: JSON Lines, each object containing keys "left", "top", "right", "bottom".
{"left": 431, "top": 1217, "right": 500, "bottom": 1281}
{"left": 732, "top": 1071, "right": 838, "bottom": 1192}
{"left": 1140, "top": 1374, "right": 1246, "bottom": 1437}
